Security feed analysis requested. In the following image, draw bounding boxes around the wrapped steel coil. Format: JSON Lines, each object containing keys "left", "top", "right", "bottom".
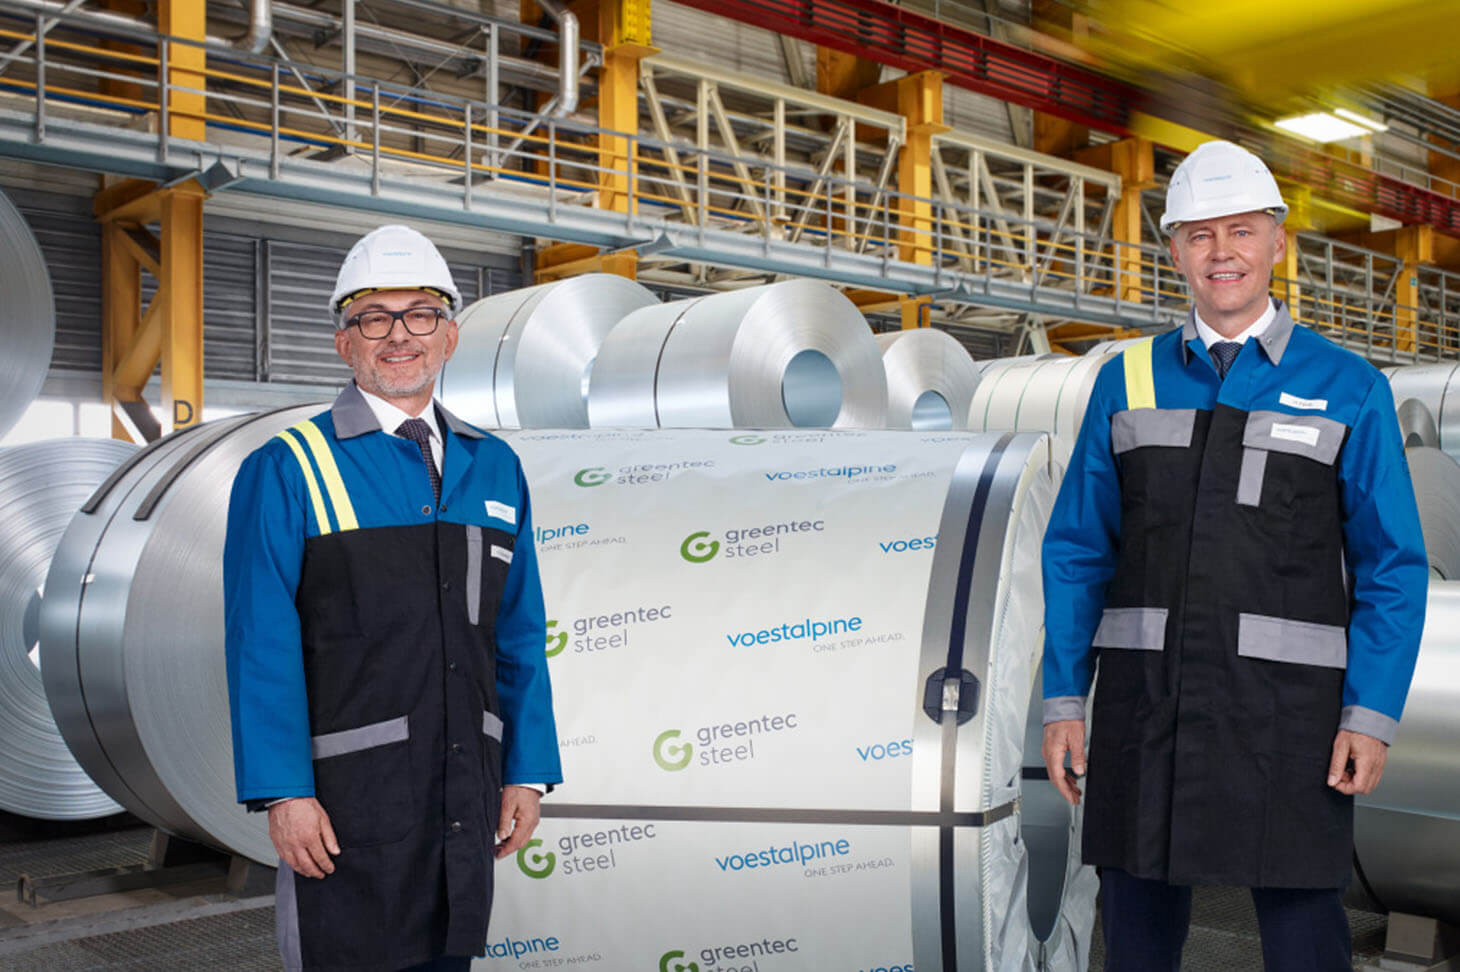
{"left": 485, "top": 428, "right": 1094, "bottom": 971}
{"left": 966, "top": 353, "right": 1115, "bottom": 468}
{"left": 438, "top": 274, "right": 658, "bottom": 429}
{"left": 1354, "top": 580, "right": 1460, "bottom": 927}
{"left": 0, "top": 438, "right": 135, "bottom": 820}
{"left": 1385, "top": 364, "right": 1460, "bottom": 462}
{"left": 587, "top": 280, "right": 888, "bottom": 429}
{"left": 41, "top": 407, "right": 324, "bottom": 863}
{"left": 875, "top": 329, "right": 981, "bottom": 431}
{"left": 0, "top": 189, "right": 55, "bottom": 441}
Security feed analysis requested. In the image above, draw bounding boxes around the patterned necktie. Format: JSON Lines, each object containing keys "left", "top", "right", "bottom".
{"left": 395, "top": 418, "right": 441, "bottom": 504}
{"left": 1210, "top": 341, "right": 1242, "bottom": 380}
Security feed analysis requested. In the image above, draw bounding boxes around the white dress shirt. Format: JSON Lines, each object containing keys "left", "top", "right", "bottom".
{"left": 1192, "top": 297, "right": 1277, "bottom": 349}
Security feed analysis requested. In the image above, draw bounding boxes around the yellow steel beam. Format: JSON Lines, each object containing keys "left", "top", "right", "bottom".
{"left": 535, "top": 242, "right": 638, "bottom": 281}
{"left": 95, "top": 177, "right": 163, "bottom": 225}
{"left": 101, "top": 221, "right": 143, "bottom": 442}
{"left": 899, "top": 296, "right": 931, "bottom": 330}
{"left": 159, "top": 183, "right": 205, "bottom": 431}
{"left": 117, "top": 226, "right": 162, "bottom": 279}
{"left": 155, "top": 0, "right": 206, "bottom": 141}
{"left": 113, "top": 295, "right": 164, "bottom": 396}
{"left": 1076, "top": 137, "right": 1154, "bottom": 304}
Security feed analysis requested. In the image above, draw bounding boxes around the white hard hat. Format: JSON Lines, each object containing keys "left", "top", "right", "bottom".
{"left": 1160, "top": 140, "right": 1287, "bottom": 235}
{"left": 330, "top": 224, "right": 462, "bottom": 326}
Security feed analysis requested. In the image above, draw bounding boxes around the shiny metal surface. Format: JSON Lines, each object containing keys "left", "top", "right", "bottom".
{"left": 1407, "top": 446, "right": 1460, "bottom": 580}
{"left": 41, "top": 408, "right": 322, "bottom": 863}
{"left": 0, "top": 188, "right": 55, "bottom": 441}
{"left": 967, "top": 353, "right": 1115, "bottom": 468}
{"left": 439, "top": 274, "right": 658, "bottom": 429}
{"left": 1396, "top": 398, "right": 1440, "bottom": 448}
{"left": 876, "top": 329, "right": 981, "bottom": 431}
{"left": 1353, "top": 581, "right": 1460, "bottom": 927}
{"left": 0, "top": 439, "right": 134, "bottom": 820}
{"left": 588, "top": 279, "right": 888, "bottom": 428}
{"left": 1386, "top": 363, "right": 1460, "bottom": 462}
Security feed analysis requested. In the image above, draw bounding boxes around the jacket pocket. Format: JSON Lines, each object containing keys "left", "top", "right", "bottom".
{"left": 1238, "top": 412, "right": 1345, "bottom": 509}
{"left": 1237, "top": 613, "right": 1347, "bottom": 669}
{"left": 1111, "top": 409, "right": 1197, "bottom": 455}
{"left": 311, "top": 715, "right": 414, "bottom": 847}
{"left": 1091, "top": 606, "right": 1168, "bottom": 651}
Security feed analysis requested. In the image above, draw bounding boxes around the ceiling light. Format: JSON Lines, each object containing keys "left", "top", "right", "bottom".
{"left": 1333, "top": 107, "right": 1388, "bottom": 133}
{"left": 1273, "top": 111, "right": 1372, "bottom": 143}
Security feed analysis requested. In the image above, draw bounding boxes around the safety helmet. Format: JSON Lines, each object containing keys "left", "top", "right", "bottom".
{"left": 329, "top": 224, "right": 462, "bottom": 326}
{"left": 1159, "top": 140, "right": 1287, "bottom": 235}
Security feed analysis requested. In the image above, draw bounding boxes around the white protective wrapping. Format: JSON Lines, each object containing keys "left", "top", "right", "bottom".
{"left": 876, "top": 329, "right": 981, "bottom": 431}
{"left": 439, "top": 274, "right": 659, "bottom": 428}
{"left": 0, "top": 188, "right": 55, "bottom": 441}
{"left": 0, "top": 439, "right": 134, "bottom": 819}
{"left": 477, "top": 429, "right": 1093, "bottom": 971}
{"left": 586, "top": 280, "right": 889, "bottom": 429}
{"left": 966, "top": 354, "right": 1114, "bottom": 469}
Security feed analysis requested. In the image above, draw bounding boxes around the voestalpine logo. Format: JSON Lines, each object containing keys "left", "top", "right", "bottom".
{"left": 653, "top": 729, "right": 692, "bottom": 771}
{"left": 729, "top": 434, "right": 766, "bottom": 445}
{"left": 545, "top": 620, "right": 568, "bottom": 658}
{"left": 574, "top": 467, "right": 613, "bottom": 487}
{"left": 516, "top": 839, "right": 556, "bottom": 878}
{"left": 659, "top": 951, "right": 699, "bottom": 972}
{"left": 680, "top": 531, "right": 720, "bottom": 564}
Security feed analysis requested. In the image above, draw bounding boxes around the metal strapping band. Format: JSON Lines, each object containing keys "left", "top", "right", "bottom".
{"left": 276, "top": 429, "right": 332, "bottom": 536}
{"left": 292, "top": 420, "right": 359, "bottom": 531}
{"left": 1122, "top": 337, "right": 1156, "bottom": 410}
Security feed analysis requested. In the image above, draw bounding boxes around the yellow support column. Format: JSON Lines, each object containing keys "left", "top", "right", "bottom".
{"left": 156, "top": 0, "right": 206, "bottom": 141}
{"left": 160, "top": 184, "right": 205, "bottom": 431}
{"left": 1394, "top": 225, "right": 1432, "bottom": 355}
{"left": 598, "top": 0, "right": 655, "bottom": 217}
{"left": 1076, "top": 138, "right": 1156, "bottom": 304}
{"left": 101, "top": 221, "right": 142, "bottom": 441}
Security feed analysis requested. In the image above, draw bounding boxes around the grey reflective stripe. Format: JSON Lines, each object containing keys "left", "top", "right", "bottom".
{"left": 1236, "top": 447, "right": 1268, "bottom": 506}
{"left": 1092, "top": 607, "right": 1168, "bottom": 650}
{"left": 275, "top": 859, "right": 302, "bottom": 971}
{"left": 311, "top": 715, "right": 410, "bottom": 759}
{"left": 1237, "top": 613, "right": 1347, "bottom": 670}
{"left": 1110, "top": 408, "right": 1197, "bottom": 454}
{"left": 1339, "top": 705, "right": 1399, "bottom": 746}
{"left": 1242, "top": 411, "right": 1346, "bottom": 465}
{"left": 1042, "top": 696, "right": 1086, "bottom": 724}
{"left": 491, "top": 544, "right": 513, "bottom": 565}
{"left": 465, "top": 525, "right": 482, "bottom": 626}
{"left": 483, "top": 710, "right": 504, "bottom": 741}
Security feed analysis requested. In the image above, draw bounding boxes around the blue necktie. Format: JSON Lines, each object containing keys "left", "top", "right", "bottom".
{"left": 1210, "top": 341, "right": 1241, "bottom": 380}
{"left": 395, "top": 418, "right": 441, "bottom": 504}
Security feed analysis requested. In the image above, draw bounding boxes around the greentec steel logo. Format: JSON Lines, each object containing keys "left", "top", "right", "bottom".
{"left": 659, "top": 951, "right": 699, "bottom": 972}
{"left": 729, "top": 434, "right": 766, "bottom": 445}
{"left": 516, "top": 839, "right": 557, "bottom": 878}
{"left": 545, "top": 620, "right": 567, "bottom": 658}
{"left": 653, "top": 729, "right": 692, "bottom": 771}
{"left": 680, "top": 531, "right": 720, "bottom": 563}
{"left": 573, "top": 466, "right": 613, "bottom": 487}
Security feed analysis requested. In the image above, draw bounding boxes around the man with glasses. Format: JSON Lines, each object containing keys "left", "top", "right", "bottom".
{"left": 224, "top": 224, "right": 562, "bottom": 972}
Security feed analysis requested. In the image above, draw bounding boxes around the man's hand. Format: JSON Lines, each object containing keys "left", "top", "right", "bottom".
{"left": 1327, "top": 729, "right": 1388, "bottom": 795}
{"left": 495, "top": 786, "right": 543, "bottom": 859}
{"left": 269, "top": 798, "right": 340, "bottom": 878}
{"left": 1042, "top": 720, "right": 1087, "bottom": 807}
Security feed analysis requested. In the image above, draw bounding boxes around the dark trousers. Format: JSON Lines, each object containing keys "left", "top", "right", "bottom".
{"left": 398, "top": 959, "right": 471, "bottom": 972}
{"left": 1100, "top": 867, "right": 1351, "bottom": 972}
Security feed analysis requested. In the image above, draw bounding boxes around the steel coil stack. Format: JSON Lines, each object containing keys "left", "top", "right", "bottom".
{"left": 0, "top": 438, "right": 136, "bottom": 819}
{"left": 875, "top": 329, "right": 981, "bottom": 430}
{"left": 966, "top": 353, "right": 1115, "bottom": 467}
{"left": 0, "top": 188, "right": 56, "bottom": 441}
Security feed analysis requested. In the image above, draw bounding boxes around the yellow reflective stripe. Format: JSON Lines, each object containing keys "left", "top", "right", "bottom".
{"left": 1122, "top": 338, "right": 1156, "bottom": 410}
{"left": 275, "top": 429, "right": 333, "bottom": 536}
{"left": 292, "top": 420, "right": 359, "bottom": 532}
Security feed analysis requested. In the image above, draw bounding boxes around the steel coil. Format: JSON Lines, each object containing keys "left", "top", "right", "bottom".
{"left": 1406, "top": 446, "right": 1460, "bottom": 581}
{"left": 966, "top": 353, "right": 1115, "bottom": 468}
{"left": 439, "top": 274, "right": 658, "bottom": 429}
{"left": 0, "top": 438, "right": 135, "bottom": 820}
{"left": 875, "top": 329, "right": 981, "bottom": 430}
{"left": 0, "top": 188, "right": 56, "bottom": 441}
{"left": 1354, "top": 580, "right": 1460, "bottom": 927}
{"left": 41, "top": 407, "right": 324, "bottom": 863}
{"left": 1385, "top": 364, "right": 1460, "bottom": 462}
{"left": 487, "top": 428, "right": 1093, "bottom": 971}
{"left": 587, "top": 280, "right": 888, "bottom": 428}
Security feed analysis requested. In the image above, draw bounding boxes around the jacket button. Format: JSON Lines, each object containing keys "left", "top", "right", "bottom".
{"left": 450, "top": 743, "right": 462, "bottom": 754}
{"left": 447, "top": 662, "right": 458, "bottom": 673}
{"left": 442, "top": 580, "right": 452, "bottom": 592}
{"left": 422, "top": 505, "right": 432, "bottom": 515}
{"left": 449, "top": 821, "right": 462, "bottom": 833}
{"left": 439, "top": 504, "right": 448, "bottom": 512}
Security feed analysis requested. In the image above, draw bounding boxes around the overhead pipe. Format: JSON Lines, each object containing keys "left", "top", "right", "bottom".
{"left": 237, "top": 0, "right": 271, "bottom": 55}
{"left": 533, "top": 0, "right": 580, "bottom": 117}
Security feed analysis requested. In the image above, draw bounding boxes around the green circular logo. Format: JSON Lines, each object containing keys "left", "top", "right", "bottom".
{"left": 659, "top": 951, "right": 700, "bottom": 972}
{"left": 729, "top": 434, "right": 766, "bottom": 445}
{"left": 574, "top": 466, "right": 613, "bottom": 487}
{"left": 516, "top": 839, "right": 557, "bottom": 879}
{"left": 653, "top": 729, "right": 692, "bottom": 771}
{"left": 679, "top": 531, "right": 720, "bottom": 564}
{"left": 545, "top": 620, "right": 567, "bottom": 658}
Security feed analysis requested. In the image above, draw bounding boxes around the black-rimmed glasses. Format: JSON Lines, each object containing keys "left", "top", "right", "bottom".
{"left": 345, "top": 306, "right": 446, "bottom": 339}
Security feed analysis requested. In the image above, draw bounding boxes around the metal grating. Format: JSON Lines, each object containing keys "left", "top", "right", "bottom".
{"left": 0, "top": 907, "right": 277, "bottom": 971}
